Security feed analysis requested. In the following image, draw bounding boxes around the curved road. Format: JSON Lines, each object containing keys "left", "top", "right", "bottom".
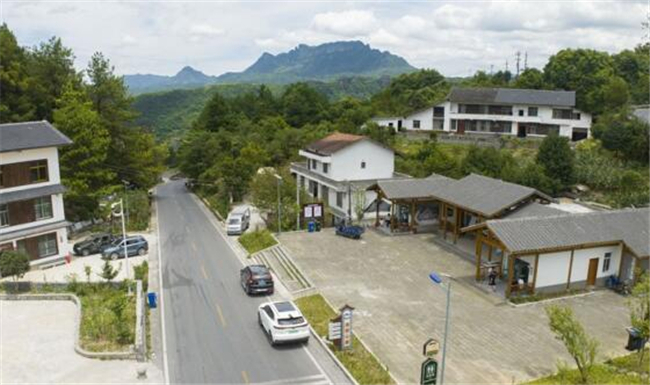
{"left": 157, "top": 180, "right": 346, "bottom": 384}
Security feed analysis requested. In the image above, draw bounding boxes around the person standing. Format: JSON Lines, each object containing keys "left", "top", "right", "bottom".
{"left": 488, "top": 267, "right": 497, "bottom": 292}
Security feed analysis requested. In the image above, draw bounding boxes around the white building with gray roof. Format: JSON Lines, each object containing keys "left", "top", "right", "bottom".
{"left": 0, "top": 121, "right": 72, "bottom": 267}
{"left": 374, "top": 87, "right": 592, "bottom": 141}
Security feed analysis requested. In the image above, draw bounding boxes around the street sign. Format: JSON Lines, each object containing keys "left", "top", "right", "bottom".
{"left": 328, "top": 322, "right": 342, "bottom": 340}
{"left": 420, "top": 357, "right": 438, "bottom": 385}
{"left": 340, "top": 305, "right": 354, "bottom": 350}
{"left": 422, "top": 338, "right": 440, "bottom": 357}
{"left": 303, "top": 203, "right": 323, "bottom": 218}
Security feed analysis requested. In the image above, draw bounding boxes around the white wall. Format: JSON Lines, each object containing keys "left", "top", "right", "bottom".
{"left": 373, "top": 117, "right": 401, "bottom": 131}
{"left": 535, "top": 251, "right": 571, "bottom": 288}
{"left": 327, "top": 188, "right": 378, "bottom": 220}
{"left": 329, "top": 140, "right": 394, "bottom": 181}
{"left": 0, "top": 147, "right": 61, "bottom": 192}
{"left": 570, "top": 244, "right": 622, "bottom": 284}
{"left": 403, "top": 108, "right": 434, "bottom": 131}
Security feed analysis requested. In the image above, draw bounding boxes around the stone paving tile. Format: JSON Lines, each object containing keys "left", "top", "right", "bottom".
{"left": 279, "top": 229, "right": 630, "bottom": 384}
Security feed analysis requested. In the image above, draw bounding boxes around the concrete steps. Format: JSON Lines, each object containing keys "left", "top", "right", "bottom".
{"left": 250, "top": 244, "right": 314, "bottom": 295}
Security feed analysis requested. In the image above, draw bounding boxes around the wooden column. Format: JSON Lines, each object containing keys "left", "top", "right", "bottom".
{"left": 410, "top": 201, "right": 416, "bottom": 233}
{"left": 375, "top": 193, "right": 381, "bottom": 227}
{"left": 475, "top": 231, "right": 483, "bottom": 280}
{"left": 505, "top": 254, "right": 515, "bottom": 298}
{"left": 441, "top": 203, "right": 447, "bottom": 239}
{"left": 453, "top": 207, "right": 460, "bottom": 243}
{"left": 532, "top": 254, "right": 540, "bottom": 294}
{"left": 488, "top": 245, "right": 493, "bottom": 262}
{"left": 390, "top": 201, "right": 396, "bottom": 231}
{"left": 566, "top": 249, "right": 575, "bottom": 290}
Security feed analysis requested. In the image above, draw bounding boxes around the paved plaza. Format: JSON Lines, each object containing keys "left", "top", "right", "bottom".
{"left": 279, "top": 228, "right": 631, "bottom": 384}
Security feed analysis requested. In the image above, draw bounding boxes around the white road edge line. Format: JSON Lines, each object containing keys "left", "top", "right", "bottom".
{"left": 191, "top": 192, "right": 333, "bottom": 385}
{"left": 155, "top": 189, "right": 170, "bottom": 385}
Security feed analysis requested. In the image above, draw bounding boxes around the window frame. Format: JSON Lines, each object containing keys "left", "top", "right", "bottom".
{"left": 29, "top": 160, "right": 49, "bottom": 183}
{"left": 413, "top": 120, "right": 421, "bottom": 129}
{"left": 528, "top": 107, "right": 538, "bottom": 117}
{"left": 0, "top": 204, "right": 8, "bottom": 227}
{"left": 602, "top": 252, "right": 612, "bottom": 272}
{"left": 323, "top": 163, "right": 329, "bottom": 174}
{"left": 34, "top": 197, "right": 53, "bottom": 220}
{"left": 38, "top": 233, "right": 58, "bottom": 258}
{"left": 336, "top": 192, "right": 344, "bottom": 208}
{"left": 361, "top": 161, "right": 366, "bottom": 169}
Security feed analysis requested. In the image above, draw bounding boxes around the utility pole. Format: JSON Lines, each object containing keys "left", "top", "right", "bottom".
{"left": 515, "top": 51, "right": 521, "bottom": 77}
{"left": 296, "top": 177, "right": 301, "bottom": 230}
{"left": 347, "top": 180, "right": 352, "bottom": 224}
{"left": 524, "top": 51, "right": 528, "bottom": 70}
{"left": 274, "top": 174, "right": 282, "bottom": 235}
{"left": 489, "top": 64, "right": 494, "bottom": 75}
{"left": 505, "top": 59, "right": 509, "bottom": 74}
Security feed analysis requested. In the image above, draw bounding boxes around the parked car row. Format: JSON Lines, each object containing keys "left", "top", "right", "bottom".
{"left": 239, "top": 264, "right": 310, "bottom": 346}
{"left": 73, "top": 233, "right": 149, "bottom": 260}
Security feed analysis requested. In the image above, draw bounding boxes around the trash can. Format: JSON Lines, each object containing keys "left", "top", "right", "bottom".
{"left": 315, "top": 221, "right": 322, "bottom": 232}
{"left": 147, "top": 292, "right": 158, "bottom": 309}
{"left": 626, "top": 327, "right": 647, "bottom": 351}
{"left": 308, "top": 221, "right": 315, "bottom": 233}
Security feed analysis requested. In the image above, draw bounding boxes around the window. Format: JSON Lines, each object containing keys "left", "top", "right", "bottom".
{"left": 0, "top": 168, "right": 3, "bottom": 188}
{"left": 552, "top": 109, "right": 573, "bottom": 120}
{"left": 336, "top": 192, "right": 344, "bottom": 207}
{"left": 0, "top": 204, "right": 8, "bottom": 227}
{"left": 310, "top": 159, "right": 317, "bottom": 170}
{"left": 528, "top": 107, "right": 538, "bottom": 117}
{"left": 603, "top": 252, "right": 612, "bottom": 272}
{"left": 38, "top": 233, "right": 57, "bottom": 258}
{"left": 323, "top": 163, "right": 329, "bottom": 174}
{"left": 433, "top": 106, "right": 445, "bottom": 118}
{"left": 30, "top": 160, "right": 48, "bottom": 183}
{"left": 361, "top": 161, "right": 366, "bottom": 169}
{"left": 34, "top": 197, "right": 53, "bottom": 220}
{"left": 413, "top": 120, "right": 421, "bottom": 129}
{"left": 518, "top": 110, "right": 524, "bottom": 117}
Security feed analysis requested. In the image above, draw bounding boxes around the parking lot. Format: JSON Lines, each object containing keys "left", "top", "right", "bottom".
{"left": 279, "top": 228, "right": 631, "bottom": 384}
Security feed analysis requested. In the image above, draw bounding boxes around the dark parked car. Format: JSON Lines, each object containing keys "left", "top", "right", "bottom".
{"left": 240, "top": 265, "right": 274, "bottom": 295}
{"left": 73, "top": 233, "right": 117, "bottom": 256}
{"left": 101, "top": 235, "right": 149, "bottom": 260}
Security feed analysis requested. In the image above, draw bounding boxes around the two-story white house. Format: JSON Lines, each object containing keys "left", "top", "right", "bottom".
{"left": 375, "top": 87, "right": 592, "bottom": 141}
{"left": 0, "top": 121, "right": 73, "bottom": 267}
{"left": 290, "top": 133, "right": 403, "bottom": 224}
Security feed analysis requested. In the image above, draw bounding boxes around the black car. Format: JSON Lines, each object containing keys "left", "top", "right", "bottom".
{"left": 240, "top": 265, "right": 274, "bottom": 295}
{"left": 73, "top": 233, "right": 117, "bottom": 256}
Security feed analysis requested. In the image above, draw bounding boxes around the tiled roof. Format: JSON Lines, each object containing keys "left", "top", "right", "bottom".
{"left": 304, "top": 133, "right": 368, "bottom": 156}
{"left": 0, "top": 121, "right": 72, "bottom": 153}
{"left": 502, "top": 202, "right": 565, "bottom": 219}
{"left": 0, "top": 184, "right": 66, "bottom": 205}
{"left": 448, "top": 87, "right": 576, "bottom": 107}
{"left": 434, "top": 174, "right": 553, "bottom": 217}
{"left": 486, "top": 208, "right": 650, "bottom": 257}
{"left": 375, "top": 174, "right": 452, "bottom": 200}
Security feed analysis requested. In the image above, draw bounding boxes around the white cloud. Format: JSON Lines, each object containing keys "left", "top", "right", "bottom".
{"left": 2, "top": 1, "right": 646, "bottom": 77}
{"left": 311, "top": 10, "right": 378, "bottom": 37}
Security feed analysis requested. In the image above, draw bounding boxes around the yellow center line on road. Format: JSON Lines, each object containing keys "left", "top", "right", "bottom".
{"left": 201, "top": 264, "right": 208, "bottom": 280}
{"left": 241, "top": 370, "right": 250, "bottom": 385}
{"left": 215, "top": 302, "right": 227, "bottom": 328}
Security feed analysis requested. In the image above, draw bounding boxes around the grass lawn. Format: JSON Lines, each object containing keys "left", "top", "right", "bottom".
{"left": 239, "top": 230, "right": 277, "bottom": 255}
{"left": 526, "top": 350, "right": 649, "bottom": 384}
{"left": 295, "top": 294, "right": 394, "bottom": 385}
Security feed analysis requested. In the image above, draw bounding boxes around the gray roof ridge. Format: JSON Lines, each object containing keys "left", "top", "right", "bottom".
{"left": 487, "top": 207, "right": 649, "bottom": 225}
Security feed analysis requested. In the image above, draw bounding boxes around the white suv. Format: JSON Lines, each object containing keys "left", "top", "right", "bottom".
{"left": 258, "top": 301, "right": 310, "bottom": 346}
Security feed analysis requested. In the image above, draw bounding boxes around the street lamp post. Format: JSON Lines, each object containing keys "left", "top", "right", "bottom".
{"left": 274, "top": 174, "right": 282, "bottom": 235}
{"left": 122, "top": 180, "right": 130, "bottom": 229}
{"left": 112, "top": 199, "right": 130, "bottom": 293}
{"left": 429, "top": 272, "right": 452, "bottom": 385}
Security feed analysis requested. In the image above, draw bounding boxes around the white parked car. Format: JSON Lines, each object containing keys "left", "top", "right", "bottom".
{"left": 227, "top": 206, "right": 251, "bottom": 235}
{"left": 258, "top": 301, "right": 310, "bottom": 346}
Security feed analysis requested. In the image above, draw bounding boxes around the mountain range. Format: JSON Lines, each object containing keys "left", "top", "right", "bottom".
{"left": 124, "top": 41, "right": 415, "bottom": 94}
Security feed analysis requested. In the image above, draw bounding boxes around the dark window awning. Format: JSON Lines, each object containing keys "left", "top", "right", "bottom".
{"left": 0, "top": 184, "right": 66, "bottom": 205}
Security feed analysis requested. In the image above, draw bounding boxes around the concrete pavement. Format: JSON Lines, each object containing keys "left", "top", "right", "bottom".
{"left": 156, "top": 180, "right": 351, "bottom": 384}
{"left": 0, "top": 300, "right": 163, "bottom": 384}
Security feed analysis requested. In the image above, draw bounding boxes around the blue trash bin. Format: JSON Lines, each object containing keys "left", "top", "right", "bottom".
{"left": 308, "top": 221, "right": 315, "bottom": 233}
{"left": 147, "top": 292, "right": 157, "bottom": 309}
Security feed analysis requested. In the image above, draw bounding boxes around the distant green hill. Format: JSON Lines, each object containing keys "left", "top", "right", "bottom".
{"left": 133, "top": 76, "right": 391, "bottom": 139}
{"left": 125, "top": 41, "right": 415, "bottom": 94}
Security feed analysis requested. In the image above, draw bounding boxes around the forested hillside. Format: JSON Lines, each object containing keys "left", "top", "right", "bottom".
{"left": 0, "top": 24, "right": 167, "bottom": 221}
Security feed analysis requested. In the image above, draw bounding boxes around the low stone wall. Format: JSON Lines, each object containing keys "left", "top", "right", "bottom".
{"left": 0, "top": 281, "right": 147, "bottom": 361}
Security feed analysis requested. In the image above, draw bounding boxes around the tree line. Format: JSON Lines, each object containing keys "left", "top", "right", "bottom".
{"left": 0, "top": 24, "right": 167, "bottom": 221}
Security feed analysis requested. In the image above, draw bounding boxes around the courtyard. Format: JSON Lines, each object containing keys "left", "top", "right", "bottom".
{"left": 279, "top": 228, "right": 631, "bottom": 384}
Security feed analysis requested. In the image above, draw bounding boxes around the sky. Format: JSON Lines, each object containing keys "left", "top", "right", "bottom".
{"left": 2, "top": 1, "right": 648, "bottom": 77}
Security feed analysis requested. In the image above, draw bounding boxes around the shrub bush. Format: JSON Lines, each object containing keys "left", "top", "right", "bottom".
{"left": 238, "top": 230, "right": 277, "bottom": 255}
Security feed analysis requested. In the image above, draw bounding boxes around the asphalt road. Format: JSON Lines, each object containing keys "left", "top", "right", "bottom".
{"left": 157, "top": 180, "right": 345, "bottom": 384}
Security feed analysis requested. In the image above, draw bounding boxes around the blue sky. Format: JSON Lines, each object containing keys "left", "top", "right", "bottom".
{"left": 2, "top": 1, "right": 647, "bottom": 77}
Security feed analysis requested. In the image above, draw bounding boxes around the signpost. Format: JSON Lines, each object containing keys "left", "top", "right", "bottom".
{"left": 422, "top": 338, "right": 440, "bottom": 357}
{"left": 328, "top": 304, "right": 354, "bottom": 350}
{"left": 420, "top": 357, "right": 438, "bottom": 385}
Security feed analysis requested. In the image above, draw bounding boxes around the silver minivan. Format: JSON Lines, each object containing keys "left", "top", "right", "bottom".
{"left": 227, "top": 206, "right": 251, "bottom": 235}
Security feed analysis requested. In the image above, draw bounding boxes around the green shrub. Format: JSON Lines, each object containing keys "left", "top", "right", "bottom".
{"left": 238, "top": 230, "right": 277, "bottom": 255}
{"left": 0, "top": 250, "right": 30, "bottom": 281}
{"left": 133, "top": 261, "right": 149, "bottom": 292}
